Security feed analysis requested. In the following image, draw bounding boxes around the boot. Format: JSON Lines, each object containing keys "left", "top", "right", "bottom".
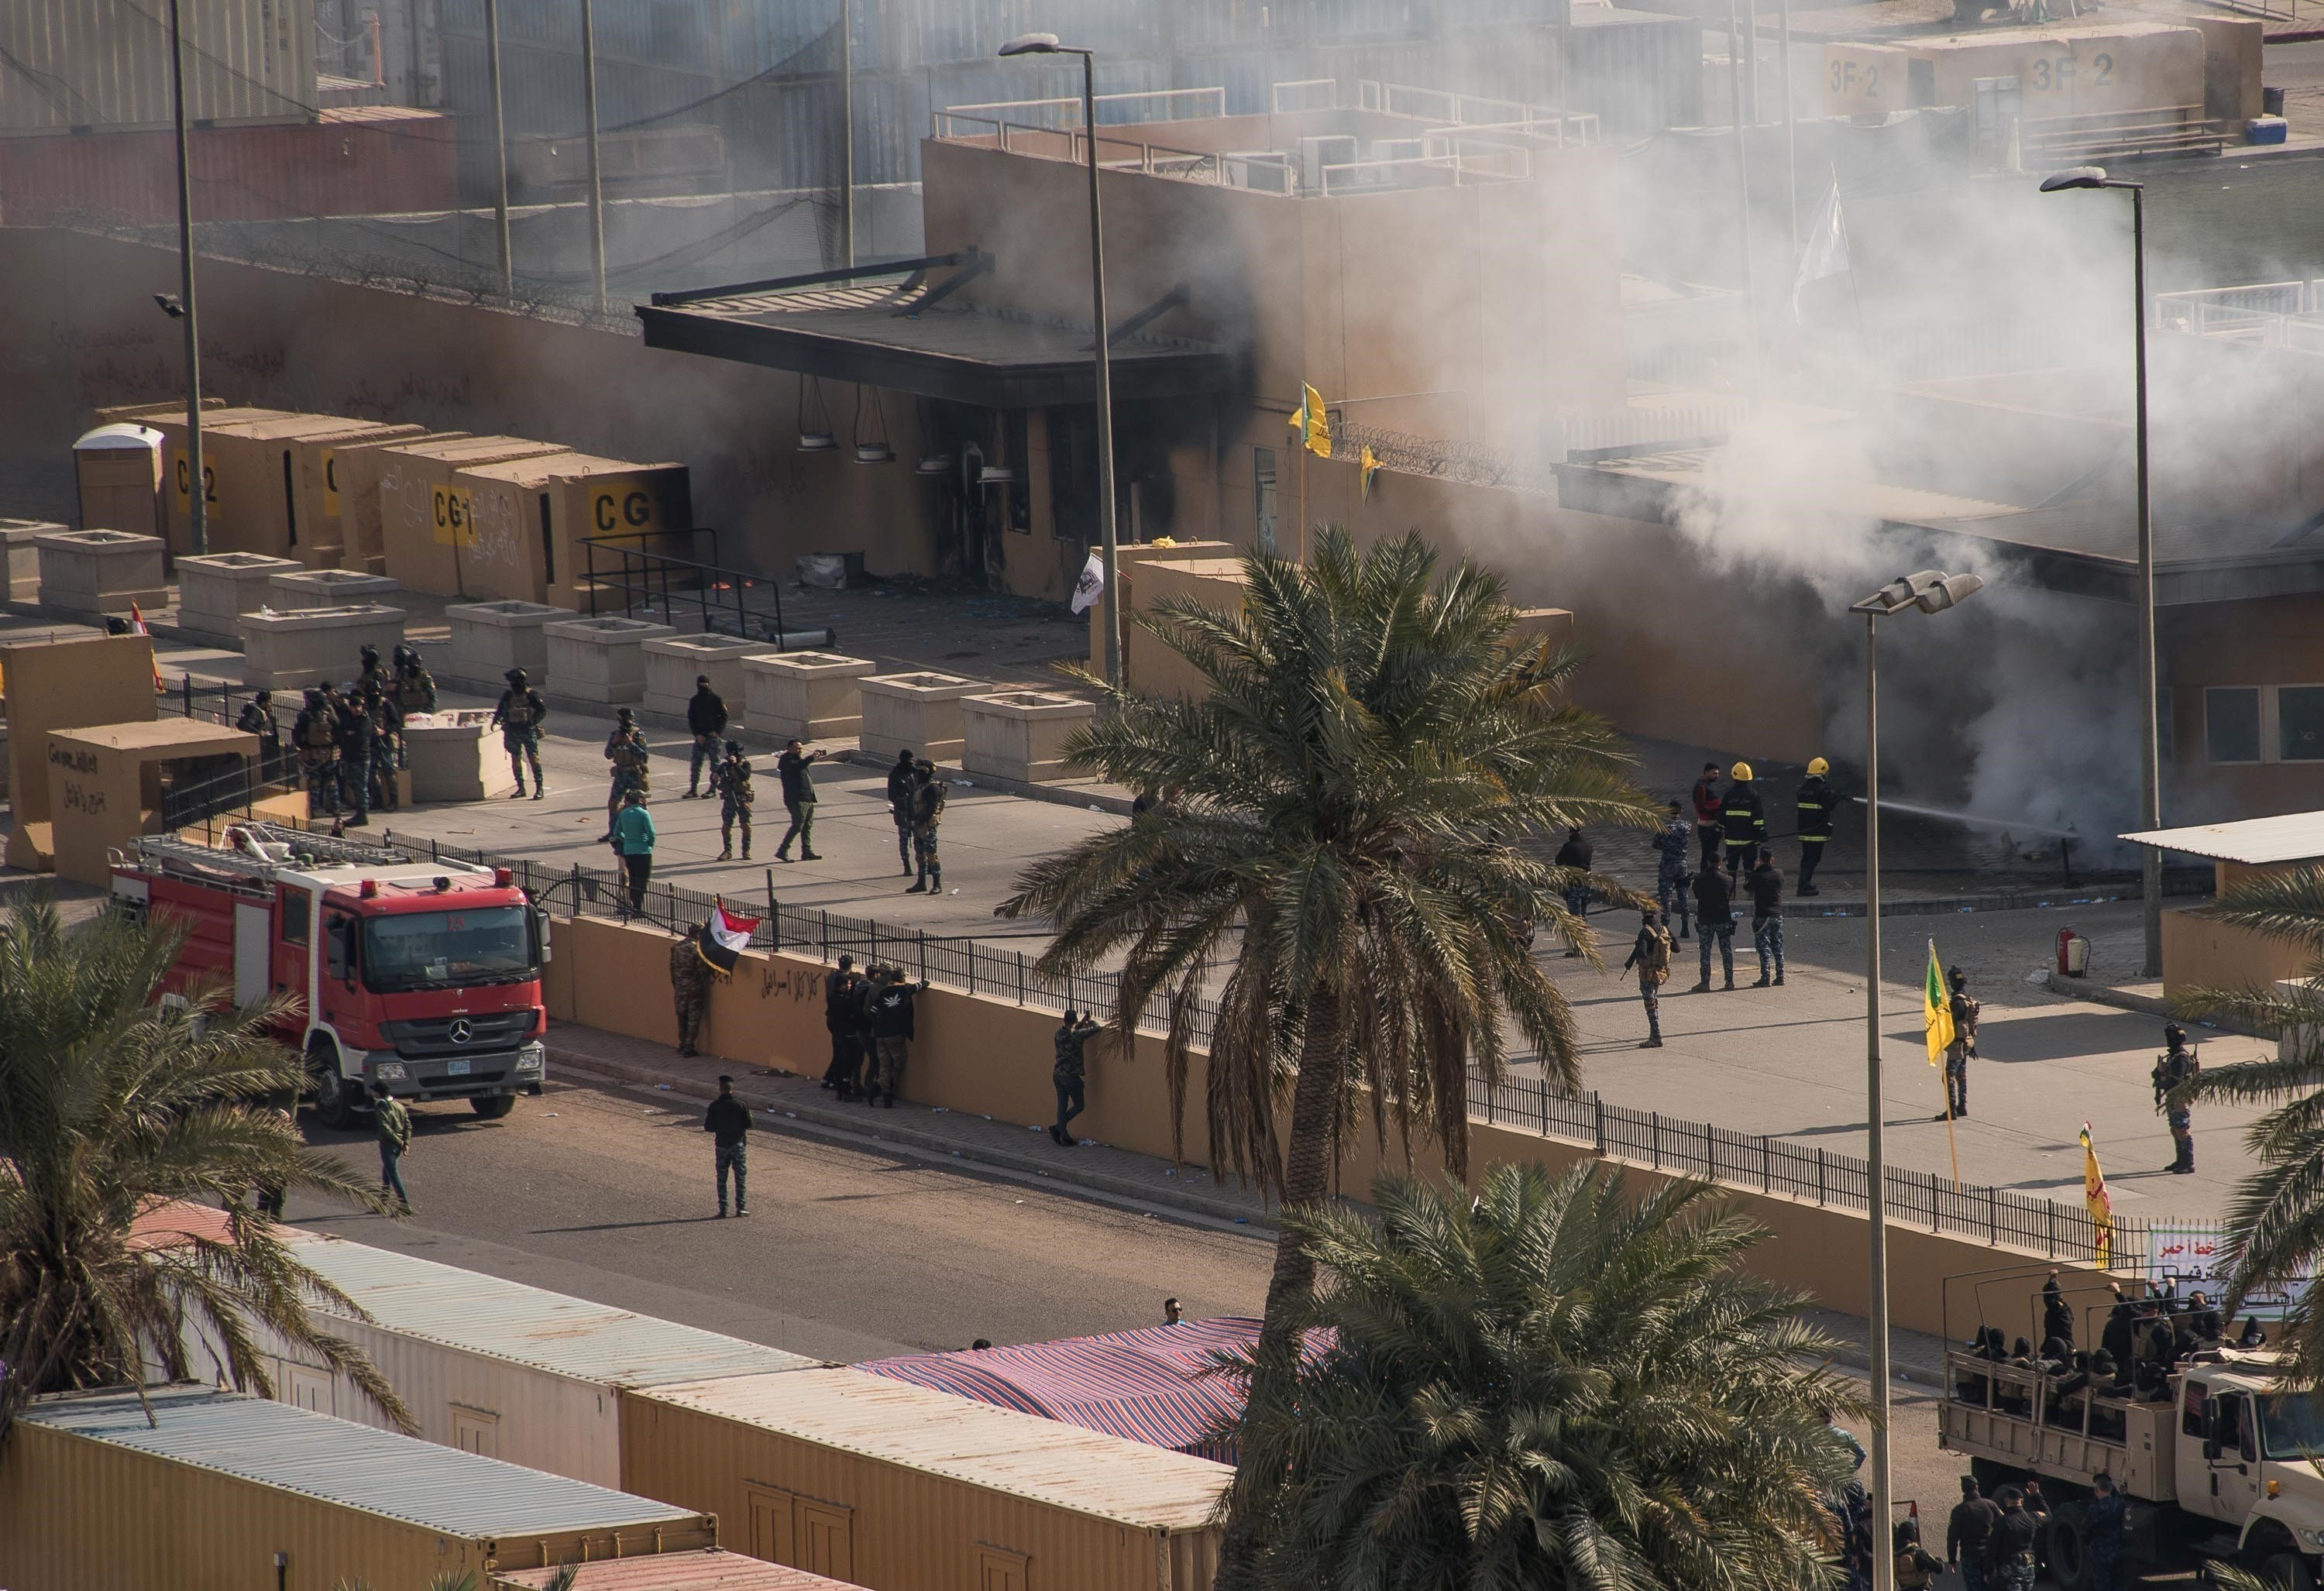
{"left": 1722, "top": 978, "right": 1734, "bottom": 991}
{"left": 1774, "top": 971, "right": 1786, "bottom": 985}
{"left": 930, "top": 868, "right": 942, "bottom": 892}
{"left": 906, "top": 877, "right": 928, "bottom": 894}
{"left": 684, "top": 788, "right": 700, "bottom": 799}
{"left": 1752, "top": 974, "right": 1770, "bottom": 988}
{"left": 741, "top": 844, "right": 751, "bottom": 861}
{"left": 802, "top": 850, "right": 823, "bottom": 861}
{"left": 1690, "top": 979, "right": 1710, "bottom": 992}
{"left": 531, "top": 785, "right": 545, "bottom": 799}
{"left": 1639, "top": 1036, "right": 1663, "bottom": 1049}
{"left": 717, "top": 848, "right": 733, "bottom": 862}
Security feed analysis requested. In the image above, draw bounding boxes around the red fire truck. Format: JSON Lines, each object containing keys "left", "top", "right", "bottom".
{"left": 111, "top": 824, "right": 550, "bottom": 1129}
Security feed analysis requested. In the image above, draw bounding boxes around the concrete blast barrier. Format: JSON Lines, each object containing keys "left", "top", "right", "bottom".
{"left": 404, "top": 709, "right": 519, "bottom": 802}
{"left": 146, "top": 409, "right": 418, "bottom": 561}
{"left": 448, "top": 598, "right": 566, "bottom": 684}
{"left": 240, "top": 604, "right": 407, "bottom": 690}
{"left": 457, "top": 453, "right": 693, "bottom": 608}
{"left": 0, "top": 518, "right": 62, "bottom": 600}
{"left": 857, "top": 672, "right": 980, "bottom": 762}
{"left": 643, "top": 633, "right": 772, "bottom": 723}
{"left": 281, "top": 421, "right": 430, "bottom": 569}
{"left": 961, "top": 690, "right": 1096, "bottom": 783}
{"left": 142, "top": 404, "right": 292, "bottom": 552}
{"left": 34, "top": 527, "right": 167, "bottom": 614}
{"left": 2, "top": 634, "right": 158, "bottom": 871}
{"left": 175, "top": 551, "right": 304, "bottom": 641}
{"left": 544, "top": 616, "right": 676, "bottom": 705}
{"left": 374, "top": 435, "right": 576, "bottom": 598}
{"left": 73, "top": 422, "right": 163, "bottom": 541}
{"left": 268, "top": 567, "right": 403, "bottom": 610}
{"left": 741, "top": 651, "right": 878, "bottom": 741}
{"left": 46, "top": 720, "right": 257, "bottom": 886}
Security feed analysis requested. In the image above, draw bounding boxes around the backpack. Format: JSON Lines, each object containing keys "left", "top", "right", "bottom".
{"left": 1642, "top": 926, "right": 1673, "bottom": 984}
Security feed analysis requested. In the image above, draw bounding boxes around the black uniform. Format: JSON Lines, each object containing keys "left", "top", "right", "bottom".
{"left": 1721, "top": 779, "right": 1768, "bottom": 874}
{"left": 331, "top": 692, "right": 373, "bottom": 823}
{"left": 2156, "top": 1039, "right": 2199, "bottom": 1173}
{"left": 703, "top": 1091, "right": 751, "bottom": 1216}
{"left": 1692, "top": 864, "right": 1736, "bottom": 988}
{"left": 490, "top": 677, "right": 548, "bottom": 796}
{"left": 885, "top": 752, "right": 918, "bottom": 874}
{"left": 823, "top": 967, "right": 865, "bottom": 1098}
{"left": 686, "top": 683, "right": 728, "bottom": 796}
{"left": 294, "top": 691, "right": 338, "bottom": 816}
{"left": 1795, "top": 774, "right": 1836, "bottom": 894}
{"left": 236, "top": 695, "right": 282, "bottom": 781}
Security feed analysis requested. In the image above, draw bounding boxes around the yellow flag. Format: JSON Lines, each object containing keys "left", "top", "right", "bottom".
{"left": 1288, "top": 383, "right": 1331, "bottom": 459}
{"left": 2081, "top": 1122, "right": 2115, "bottom": 1267}
{"left": 1923, "top": 940, "right": 1954, "bottom": 1065}
{"left": 1360, "top": 444, "right": 1381, "bottom": 502}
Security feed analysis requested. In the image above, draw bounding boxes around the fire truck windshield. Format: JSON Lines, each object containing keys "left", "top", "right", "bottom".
{"left": 361, "top": 905, "right": 537, "bottom": 993}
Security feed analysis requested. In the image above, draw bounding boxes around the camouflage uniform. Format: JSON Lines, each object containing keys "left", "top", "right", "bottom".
{"left": 293, "top": 692, "right": 339, "bottom": 816}
{"left": 604, "top": 716, "right": 651, "bottom": 834}
{"left": 391, "top": 650, "right": 437, "bottom": 769}
{"left": 363, "top": 691, "right": 401, "bottom": 812}
{"left": 670, "top": 933, "right": 714, "bottom": 1057}
{"left": 713, "top": 747, "right": 755, "bottom": 861}
{"left": 906, "top": 762, "right": 946, "bottom": 895}
{"left": 490, "top": 672, "right": 546, "bottom": 798}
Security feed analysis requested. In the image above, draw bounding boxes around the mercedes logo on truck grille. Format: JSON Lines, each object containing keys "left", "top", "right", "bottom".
{"left": 449, "top": 1019, "right": 473, "bottom": 1045}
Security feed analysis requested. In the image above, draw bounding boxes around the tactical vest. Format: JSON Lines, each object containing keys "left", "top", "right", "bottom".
{"left": 500, "top": 690, "right": 538, "bottom": 730}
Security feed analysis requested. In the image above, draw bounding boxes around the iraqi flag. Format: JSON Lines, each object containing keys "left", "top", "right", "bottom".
{"left": 696, "top": 903, "right": 759, "bottom": 976}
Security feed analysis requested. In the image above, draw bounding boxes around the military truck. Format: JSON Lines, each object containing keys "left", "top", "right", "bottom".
{"left": 1941, "top": 1342, "right": 2324, "bottom": 1587}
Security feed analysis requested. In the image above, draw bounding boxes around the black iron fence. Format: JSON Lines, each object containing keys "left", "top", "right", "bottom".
{"left": 153, "top": 673, "right": 2141, "bottom": 1271}
{"left": 582, "top": 534, "right": 830, "bottom": 648}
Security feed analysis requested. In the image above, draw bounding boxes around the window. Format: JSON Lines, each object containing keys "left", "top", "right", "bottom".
{"left": 1253, "top": 446, "right": 1279, "bottom": 554}
{"left": 1004, "top": 411, "right": 1032, "bottom": 534}
{"left": 361, "top": 906, "right": 536, "bottom": 994}
{"left": 2184, "top": 1380, "right": 2209, "bottom": 1438}
{"left": 2281, "top": 687, "right": 2324, "bottom": 761}
{"left": 281, "top": 889, "right": 310, "bottom": 945}
{"left": 324, "top": 913, "right": 357, "bottom": 982}
{"left": 451, "top": 1406, "right": 500, "bottom": 1458}
{"left": 2206, "top": 687, "right": 2262, "bottom": 764}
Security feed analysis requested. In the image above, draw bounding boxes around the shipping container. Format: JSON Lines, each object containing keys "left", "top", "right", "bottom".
{"left": 373, "top": 435, "right": 576, "bottom": 596}
{"left": 0, "top": 1384, "right": 717, "bottom": 1591}
{"left": 0, "top": 0, "right": 316, "bottom": 136}
{"left": 622, "top": 1368, "right": 1231, "bottom": 1591}
{"left": 174, "top": 1228, "right": 820, "bottom": 1490}
{"left": 1821, "top": 22, "right": 2206, "bottom": 122}
{"left": 143, "top": 409, "right": 422, "bottom": 560}
{"left": 0, "top": 105, "right": 460, "bottom": 229}
{"left": 283, "top": 421, "right": 432, "bottom": 569}
{"left": 496, "top": 1549, "right": 868, "bottom": 1589}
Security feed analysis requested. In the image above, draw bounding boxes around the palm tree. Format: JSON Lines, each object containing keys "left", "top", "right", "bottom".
{"left": 2169, "top": 865, "right": 2324, "bottom": 1383}
{"left": 1219, "top": 1163, "right": 1866, "bottom": 1591}
{"left": 1001, "top": 529, "right": 1652, "bottom": 1330}
{"left": 0, "top": 892, "right": 411, "bottom": 1440}
{"left": 999, "top": 529, "right": 1654, "bottom": 1581}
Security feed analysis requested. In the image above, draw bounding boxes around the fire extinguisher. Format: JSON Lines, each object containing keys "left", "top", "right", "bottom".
{"left": 2056, "top": 927, "right": 2089, "bottom": 978}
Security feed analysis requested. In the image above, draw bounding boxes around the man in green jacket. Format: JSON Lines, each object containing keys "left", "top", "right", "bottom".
{"left": 611, "top": 788, "right": 658, "bottom": 917}
{"left": 372, "top": 1080, "right": 412, "bottom": 1211}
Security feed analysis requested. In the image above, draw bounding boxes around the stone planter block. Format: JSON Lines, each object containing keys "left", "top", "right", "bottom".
{"left": 401, "top": 708, "right": 517, "bottom": 802}
{"left": 961, "top": 690, "right": 1099, "bottom": 784}
{"left": 446, "top": 599, "right": 566, "bottom": 685}
{"left": 267, "top": 568, "right": 403, "bottom": 610}
{"left": 33, "top": 528, "right": 167, "bottom": 615}
{"left": 239, "top": 604, "right": 407, "bottom": 692}
{"left": 642, "top": 633, "right": 775, "bottom": 723}
{"left": 740, "top": 650, "right": 878, "bottom": 742}
{"left": 175, "top": 552, "right": 303, "bottom": 640}
{"left": 0, "top": 520, "right": 64, "bottom": 602}
{"left": 857, "top": 671, "right": 982, "bottom": 763}
{"left": 541, "top": 616, "right": 676, "bottom": 704}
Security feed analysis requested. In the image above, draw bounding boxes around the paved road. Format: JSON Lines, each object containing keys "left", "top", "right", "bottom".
{"left": 286, "top": 1067, "right": 1989, "bottom": 1566}
{"left": 286, "top": 1073, "right": 1275, "bottom": 1363}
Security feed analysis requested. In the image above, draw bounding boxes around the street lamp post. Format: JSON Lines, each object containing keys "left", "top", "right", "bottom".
{"left": 2041, "top": 164, "right": 2159, "bottom": 978}
{"left": 999, "top": 33, "right": 1122, "bottom": 692}
{"left": 1848, "top": 567, "right": 1984, "bottom": 1591}
{"left": 164, "top": 0, "right": 206, "bottom": 555}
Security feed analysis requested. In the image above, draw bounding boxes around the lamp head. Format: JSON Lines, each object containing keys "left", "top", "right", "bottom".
{"left": 1913, "top": 571, "right": 1984, "bottom": 613}
{"left": 153, "top": 293, "right": 185, "bottom": 318}
{"left": 1853, "top": 568, "right": 1982, "bottom": 617}
{"left": 2038, "top": 165, "right": 2110, "bottom": 192}
{"left": 999, "top": 32, "right": 1062, "bottom": 55}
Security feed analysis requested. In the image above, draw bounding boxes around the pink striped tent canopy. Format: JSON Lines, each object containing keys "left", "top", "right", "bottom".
{"left": 854, "top": 1317, "right": 1268, "bottom": 1462}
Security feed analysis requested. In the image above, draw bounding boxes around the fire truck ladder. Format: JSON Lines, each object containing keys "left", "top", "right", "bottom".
{"left": 125, "top": 826, "right": 486, "bottom": 884}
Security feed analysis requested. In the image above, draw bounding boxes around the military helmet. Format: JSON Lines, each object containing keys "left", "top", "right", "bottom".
{"left": 617, "top": 706, "right": 635, "bottom": 723}
{"left": 359, "top": 644, "right": 380, "bottom": 665}
{"left": 303, "top": 688, "right": 324, "bottom": 706}
{"left": 1731, "top": 761, "right": 1754, "bottom": 782}
{"left": 725, "top": 739, "right": 742, "bottom": 756}
{"left": 505, "top": 668, "right": 528, "bottom": 685}
{"left": 1807, "top": 757, "right": 1829, "bottom": 777}
{"left": 913, "top": 758, "right": 936, "bottom": 776}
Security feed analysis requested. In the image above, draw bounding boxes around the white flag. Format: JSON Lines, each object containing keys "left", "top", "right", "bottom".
{"left": 1070, "top": 549, "right": 1106, "bottom": 615}
{"left": 1791, "top": 182, "right": 1851, "bottom": 318}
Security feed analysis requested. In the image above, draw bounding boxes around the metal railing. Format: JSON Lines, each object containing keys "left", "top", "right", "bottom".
{"left": 408, "top": 820, "right": 2145, "bottom": 1272}
{"left": 1271, "top": 78, "right": 1341, "bottom": 114}
{"left": 149, "top": 672, "right": 2140, "bottom": 1270}
{"left": 929, "top": 111, "right": 1297, "bottom": 191}
{"left": 1356, "top": 80, "right": 1600, "bottom": 147}
{"left": 582, "top": 536, "right": 834, "bottom": 647}
{"left": 938, "top": 88, "right": 1227, "bottom": 130}
{"left": 2154, "top": 280, "right": 2324, "bottom": 356}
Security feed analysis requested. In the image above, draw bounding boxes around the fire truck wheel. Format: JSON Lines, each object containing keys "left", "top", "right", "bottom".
{"left": 311, "top": 1049, "right": 362, "bottom": 1133}
{"left": 470, "top": 1094, "right": 517, "bottom": 1120}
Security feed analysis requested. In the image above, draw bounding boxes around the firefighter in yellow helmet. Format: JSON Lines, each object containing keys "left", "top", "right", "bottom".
{"left": 1720, "top": 761, "right": 1767, "bottom": 878}
{"left": 1796, "top": 757, "right": 1837, "bottom": 897}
